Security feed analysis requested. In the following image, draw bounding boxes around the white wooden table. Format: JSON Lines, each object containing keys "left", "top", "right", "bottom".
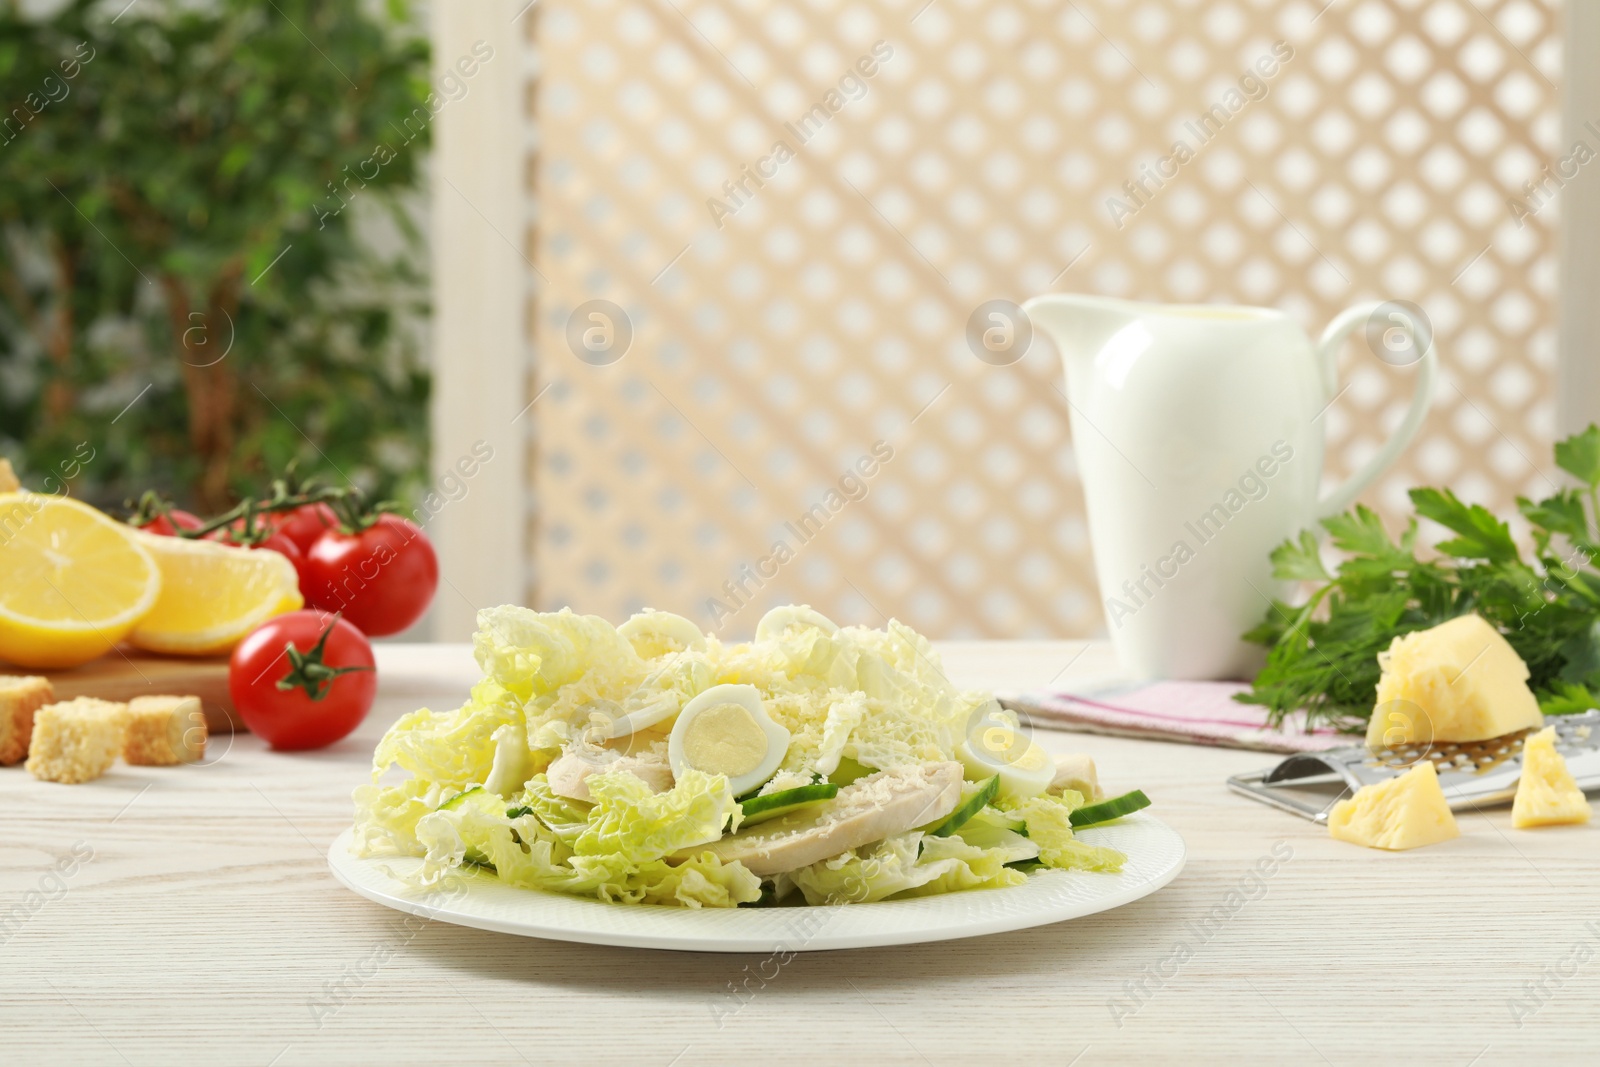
{"left": 3, "top": 642, "right": 1596, "bottom": 1066}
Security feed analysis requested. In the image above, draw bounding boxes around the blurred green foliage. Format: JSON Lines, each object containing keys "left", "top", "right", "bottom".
{"left": 0, "top": 0, "right": 432, "bottom": 515}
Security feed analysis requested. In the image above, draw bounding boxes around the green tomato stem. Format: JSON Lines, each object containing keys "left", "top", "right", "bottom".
{"left": 274, "top": 614, "right": 373, "bottom": 701}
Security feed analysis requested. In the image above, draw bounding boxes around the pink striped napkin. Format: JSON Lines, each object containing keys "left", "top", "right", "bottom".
{"left": 1000, "top": 680, "right": 1350, "bottom": 754}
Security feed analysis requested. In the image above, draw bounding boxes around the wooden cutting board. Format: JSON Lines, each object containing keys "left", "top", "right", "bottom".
{"left": 13, "top": 650, "right": 245, "bottom": 733}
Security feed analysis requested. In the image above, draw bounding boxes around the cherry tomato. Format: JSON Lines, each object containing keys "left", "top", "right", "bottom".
{"left": 206, "top": 512, "right": 279, "bottom": 542}
{"left": 253, "top": 533, "right": 312, "bottom": 594}
{"left": 211, "top": 523, "right": 313, "bottom": 594}
{"left": 228, "top": 611, "right": 376, "bottom": 750}
{"left": 256, "top": 531, "right": 306, "bottom": 571}
{"left": 135, "top": 509, "right": 203, "bottom": 536}
{"left": 272, "top": 502, "right": 340, "bottom": 553}
{"left": 304, "top": 515, "right": 437, "bottom": 637}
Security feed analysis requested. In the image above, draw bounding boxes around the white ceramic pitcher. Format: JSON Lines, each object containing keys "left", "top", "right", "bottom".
{"left": 1020, "top": 293, "right": 1437, "bottom": 681}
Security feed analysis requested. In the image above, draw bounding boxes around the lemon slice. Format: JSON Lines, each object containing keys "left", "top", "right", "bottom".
{"left": 0, "top": 492, "right": 162, "bottom": 668}
{"left": 129, "top": 531, "right": 303, "bottom": 655}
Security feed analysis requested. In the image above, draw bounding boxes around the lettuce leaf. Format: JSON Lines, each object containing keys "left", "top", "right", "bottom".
{"left": 574, "top": 768, "right": 737, "bottom": 863}
{"left": 720, "top": 621, "right": 972, "bottom": 772}
{"left": 473, "top": 605, "right": 641, "bottom": 701}
{"left": 1036, "top": 837, "right": 1128, "bottom": 873}
{"left": 370, "top": 679, "right": 521, "bottom": 788}
{"left": 898, "top": 833, "right": 1030, "bottom": 897}
{"left": 351, "top": 778, "right": 443, "bottom": 857}
{"left": 814, "top": 695, "right": 866, "bottom": 775}
{"left": 788, "top": 831, "right": 1030, "bottom": 905}
{"left": 512, "top": 774, "right": 591, "bottom": 846}
{"left": 607, "top": 852, "right": 763, "bottom": 908}
{"left": 950, "top": 822, "right": 1037, "bottom": 860}
{"left": 789, "top": 833, "right": 936, "bottom": 904}
{"left": 484, "top": 721, "right": 532, "bottom": 797}
{"left": 414, "top": 777, "right": 759, "bottom": 907}
{"left": 1003, "top": 794, "right": 1127, "bottom": 873}
{"left": 416, "top": 803, "right": 595, "bottom": 893}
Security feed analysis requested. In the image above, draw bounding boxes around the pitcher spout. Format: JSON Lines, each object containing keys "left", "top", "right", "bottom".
{"left": 1021, "top": 293, "right": 1140, "bottom": 374}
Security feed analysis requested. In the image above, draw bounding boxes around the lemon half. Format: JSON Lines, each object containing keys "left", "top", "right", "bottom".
{"left": 0, "top": 493, "right": 162, "bottom": 668}
{"left": 129, "top": 531, "right": 303, "bottom": 655}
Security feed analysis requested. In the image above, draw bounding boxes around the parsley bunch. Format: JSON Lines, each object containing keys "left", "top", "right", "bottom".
{"left": 1239, "top": 425, "right": 1600, "bottom": 731}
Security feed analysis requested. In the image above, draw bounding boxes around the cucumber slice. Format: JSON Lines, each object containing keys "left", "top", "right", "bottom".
{"left": 964, "top": 805, "right": 1026, "bottom": 834}
{"left": 440, "top": 786, "right": 484, "bottom": 810}
{"left": 738, "top": 782, "right": 840, "bottom": 825}
{"left": 827, "top": 757, "right": 874, "bottom": 787}
{"left": 929, "top": 776, "right": 999, "bottom": 837}
{"left": 1069, "top": 789, "right": 1151, "bottom": 828}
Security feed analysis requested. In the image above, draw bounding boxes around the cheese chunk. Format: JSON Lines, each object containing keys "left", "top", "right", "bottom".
{"left": 1512, "top": 726, "right": 1592, "bottom": 828}
{"left": 1328, "top": 761, "right": 1461, "bottom": 851}
{"left": 1366, "top": 614, "right": 1543, "bottom": 748}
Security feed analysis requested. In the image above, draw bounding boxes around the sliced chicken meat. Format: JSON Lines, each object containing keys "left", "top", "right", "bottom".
{"left": 546, "top": 743, "right": 674, "bottom": 803}
{"left": 1047, "top": 753, "right": 1101, "bottom": 801}
{"left": 680, "top": 761, "right": 963, "bottom": 877}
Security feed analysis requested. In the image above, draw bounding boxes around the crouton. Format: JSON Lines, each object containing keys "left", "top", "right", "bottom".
{"left": 0, "top": 675, "right": 53, "bottom": 766}
{"left": 124, "top": 695, "right": 206, "bottom": 765}
{"left": 25, "top": 698, "right": 128, "bottom": 784}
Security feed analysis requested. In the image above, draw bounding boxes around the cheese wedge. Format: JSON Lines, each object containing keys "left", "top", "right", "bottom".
{"left": 1511, "top": 726, "right": 1592, "bottom": 828}
{"left": 1366, "top": 614, "right": 1543, "bottom": 748}
{"left": 1328, "top": 761, "right": 1461, "bottom": 851}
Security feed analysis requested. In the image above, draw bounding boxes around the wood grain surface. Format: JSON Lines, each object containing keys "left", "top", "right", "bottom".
{"left": 13, "top": 650, "right": 240, "bottom": 732}
{"left": 2, "top": 643, "right": 1596, "bottom": 1066}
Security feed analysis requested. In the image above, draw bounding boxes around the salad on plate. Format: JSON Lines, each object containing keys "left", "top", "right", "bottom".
{"left": 352, "top": 604, "right": 1151, "bottom": 908}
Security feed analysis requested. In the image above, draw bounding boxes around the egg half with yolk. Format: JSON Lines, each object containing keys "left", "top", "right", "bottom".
{"left": 668, "top": 683, "right": 790, "bottom": 796}
{"left": 956, "top": 704, "right": 1053, "bottom": 802}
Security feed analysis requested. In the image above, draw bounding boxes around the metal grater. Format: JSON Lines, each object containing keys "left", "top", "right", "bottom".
{"left": 1227, "top": 709, "right": 1600, "bottom": 822}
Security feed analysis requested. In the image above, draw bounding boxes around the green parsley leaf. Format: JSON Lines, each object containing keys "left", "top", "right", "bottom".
{"left": 1410, "top": 487, "right": 1519, "bottom": 563}
{"left": 1554, "top": 424, "right": 1600, "bottom": 489}
{"left": 1269, "top": 530, "right": 1328, "bottom": 582}
{"left": 1518, "top": 491, "right": 1590, "bottom": 556}
{"left": 1240, "top": 425, "right": 1600, "bottom": 730}
{"left": 1539, "top": 682, "right": 1600, "bottom": 717}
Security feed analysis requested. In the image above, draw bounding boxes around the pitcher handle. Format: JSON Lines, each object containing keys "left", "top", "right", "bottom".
{"left": 1313, "top": 301, "right": 1438, "bottom": 518}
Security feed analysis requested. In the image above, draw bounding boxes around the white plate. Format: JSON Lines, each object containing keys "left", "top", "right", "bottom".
{"left": 327, "top": 814, "right": 1185, "bottom": 953}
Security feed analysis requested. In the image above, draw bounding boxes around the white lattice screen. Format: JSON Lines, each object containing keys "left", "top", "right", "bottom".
{"left": 525, "top": 0, "right": 1562, "bottom": 640}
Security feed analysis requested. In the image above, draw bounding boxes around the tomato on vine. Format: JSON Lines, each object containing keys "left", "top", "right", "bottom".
{"left": 137, "top": 509, "right": 204, "bottom": 536}
{"left": 304, "top": 513, "right": 437, "bottom": 637}
{"left": 211, "top": 512, "right": 313, "bottom": 594}
{"left": 126, "top": 491, "right": 203, "bottom": 536}
{"left": 228, "top": 611, "right": 376, "bottom": 750}
{"left": 271, "top": 502, "right": 340, "bottom": 553}
{"left": 124, "top": 474, "right": 438, "bottom": 636}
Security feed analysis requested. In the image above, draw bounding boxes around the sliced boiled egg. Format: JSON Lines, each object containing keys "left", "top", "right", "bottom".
{"left": 600, "top": 656, "right": 712, "bottom": 740}
{"left": 668, "top": 683, "right": 790, "bottom": 796}
{"left": 598, "top": 693, "right": 678, "bottom": 740}
{"left": 618, "top": 609, "right": 707, "bottom": 659}
{"left": 754, "top": 604, "right": 839, "bottom": 643}
{"left": 955, "top": 704, "right": 1053, "bottom": 802}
